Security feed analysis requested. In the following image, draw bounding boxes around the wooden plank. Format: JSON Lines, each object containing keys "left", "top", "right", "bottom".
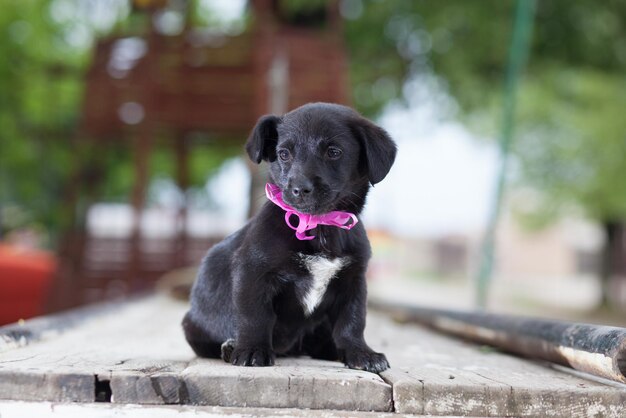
{"left": 366, "top": 313, "right": 626, "bottom": 416}
{"left": 0, "top": 300, "right": 121, "bottom": 353}
{"left": 108, "top": 357, "right": 392, "bottom": 410}
{"left": 109, "top": 370, "right": 183, "bottom": 404}
{"left": 1, "top": 293, "right": 625, "bottom": 415}
{"left": 0, "top": 370, "right": 94, "bottom": 403}
{"left": 381, "top": 366, "right": 512, "bottom": 416}
{"left": 0, "top": 296, "right": 193, "bottom": 403}
{"left": 0, "top": 295, "right": 391, "bottom": 411}
{"left": 106, "top": 360, "right": 189, "bottom": 404}
{"left": 181, "top": 358, "right": 392, "bottom": 411}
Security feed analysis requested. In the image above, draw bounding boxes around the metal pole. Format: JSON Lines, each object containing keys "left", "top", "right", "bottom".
{"left": 475, "top": 0, "right": 537, "bottom": 308}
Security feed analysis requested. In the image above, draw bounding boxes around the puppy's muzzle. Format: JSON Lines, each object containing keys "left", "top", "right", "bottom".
{"left": 287, "top": 177, "right": 314, "bottom": 203}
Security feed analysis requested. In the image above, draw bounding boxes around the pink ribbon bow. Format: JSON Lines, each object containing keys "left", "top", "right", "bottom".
{"left": 265, "top": 183, "right": 358, "bottom": 241}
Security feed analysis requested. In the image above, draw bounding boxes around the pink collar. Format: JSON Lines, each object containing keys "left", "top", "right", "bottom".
{"left": 265, "top": 183, "right": 358, "bottom": 241}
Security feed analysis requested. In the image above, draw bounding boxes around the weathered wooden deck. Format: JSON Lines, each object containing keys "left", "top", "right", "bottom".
{"left": 1, "top": 294, "right": 625, "bottom": 417}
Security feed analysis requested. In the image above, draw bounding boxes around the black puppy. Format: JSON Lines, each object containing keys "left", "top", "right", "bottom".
{"left": 182, "top": 102, "right": 396, "bottom": 373}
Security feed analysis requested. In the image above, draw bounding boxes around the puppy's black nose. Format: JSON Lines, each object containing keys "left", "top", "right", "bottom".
{"left": 291, "top": 186, "right": 312, "bottom": 197}
{"left": 290, "top": 179, "right": 313, "bottom": 197}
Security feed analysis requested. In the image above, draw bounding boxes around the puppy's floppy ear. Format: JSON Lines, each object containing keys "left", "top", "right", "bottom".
{"left": 245, "top": 115, "right": 281, "bottom": 164}
{"left": 351, "top": 118, "right": 397, "bottom": 185}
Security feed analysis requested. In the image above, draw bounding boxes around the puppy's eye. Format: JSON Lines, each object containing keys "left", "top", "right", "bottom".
{"left": 278, "top": 149, "right": 291, "bottom": 161}
{"left": 327, "top": 147, "right": 342, "bottom": 159}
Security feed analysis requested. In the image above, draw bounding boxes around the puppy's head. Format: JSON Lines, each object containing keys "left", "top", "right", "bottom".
{"left": 246, "top": 103, "right": 396, "bottom": 214}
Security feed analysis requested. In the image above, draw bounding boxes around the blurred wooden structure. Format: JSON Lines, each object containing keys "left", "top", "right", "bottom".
{"left": 49, "top": 0, "right": 350, "bottom": 311}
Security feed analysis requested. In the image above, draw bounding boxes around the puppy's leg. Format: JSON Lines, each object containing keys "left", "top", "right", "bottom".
{"left": 229, "top": 271, "right": 277, "bottom": 367}
{"left": 182, "top": 313, "right": 222, "bottom": 358}
{"left": 331, "top": 276, "right": 389, "bottom": 373}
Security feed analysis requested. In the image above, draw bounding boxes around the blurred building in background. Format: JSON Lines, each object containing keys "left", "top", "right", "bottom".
{"left": 369, "top": 216, "right": 601, "bottom": 281}
{"left": 48, "top": 0, "right": 350, "bottom": 311}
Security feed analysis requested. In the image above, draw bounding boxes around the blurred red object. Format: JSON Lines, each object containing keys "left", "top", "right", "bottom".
{"left": 0, "top": 245, "right": 57, "bottom": 325}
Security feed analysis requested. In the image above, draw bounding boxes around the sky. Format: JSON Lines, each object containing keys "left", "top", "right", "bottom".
{"left": 365, "top": 104, "right": 498, "bottom": 237}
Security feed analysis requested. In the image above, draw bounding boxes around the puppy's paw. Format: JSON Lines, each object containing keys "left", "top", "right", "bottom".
{"left": 220, "top": 339, "right": 235, "bottom": 363}
{"left": 342, "top": 349, "right": 389, "bottom": 373}
{"left": 231, "top": 346, "right": 275, "bottom": 367}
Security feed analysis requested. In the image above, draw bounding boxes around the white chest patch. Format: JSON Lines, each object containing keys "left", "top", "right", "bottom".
{"left": 298, "top": 254, "right": 347, "bottom": 316}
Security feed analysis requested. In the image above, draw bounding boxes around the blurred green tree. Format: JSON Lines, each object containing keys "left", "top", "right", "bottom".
{"left": 344, "top": 0, "right": 626, "bottom": 307}
{"left": 0, "top": 0, "right": 88, "bottom": 242}
{"left": 0, "top": 0, "right": 242, "bottom": 245}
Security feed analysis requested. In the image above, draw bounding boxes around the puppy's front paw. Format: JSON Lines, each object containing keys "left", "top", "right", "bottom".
{"left": 220, "top": 339, "right": 235, "bottom": 363}
{"left": 343, "top": 349, "right": 389, "bottom": 373}
{"left": 231, "top": 346, "right": 275, "bottom": 367}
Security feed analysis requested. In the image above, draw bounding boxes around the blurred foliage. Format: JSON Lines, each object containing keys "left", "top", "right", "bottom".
{"left": 3, "top": 0, "right": 626, "bottom": 246}
{"left": 0, "top": 0, "right": 88, "bottom": 238}
{"left": 514, "top": 68, "right": 626, "bottom": 226}
{"left": 0, "top": 0, "right": 244, "bottom": 245}
{"left": 344, "top": 0, "right": 626, "bottom": 225}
